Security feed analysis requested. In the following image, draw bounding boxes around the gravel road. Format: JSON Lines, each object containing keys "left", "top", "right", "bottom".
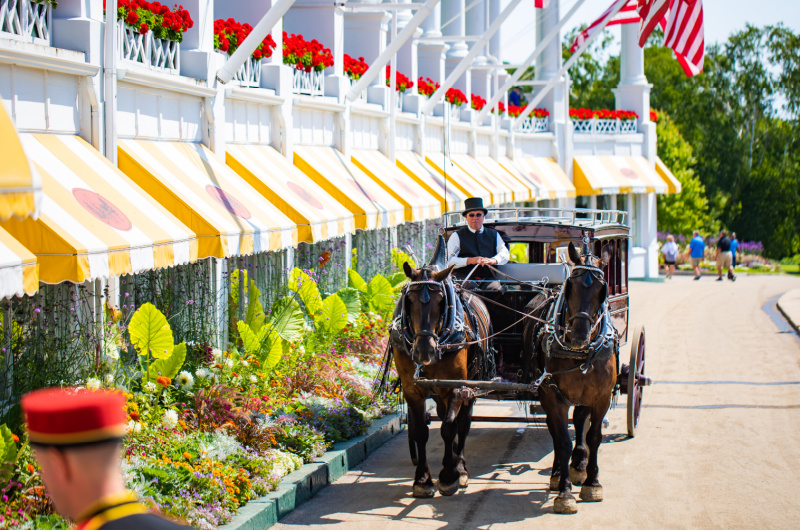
{"left": 274, "top": 274, "right": 800, "bottom": 529}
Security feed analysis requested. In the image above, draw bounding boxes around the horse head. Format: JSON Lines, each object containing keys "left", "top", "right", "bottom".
{"left": 402, "top": 261, "right": 455, "bottom": 366}
{"left": 564, "top": 242, "right": 610, "bottom": 350}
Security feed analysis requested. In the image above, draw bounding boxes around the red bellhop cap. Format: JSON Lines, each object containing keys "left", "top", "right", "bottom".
{"left": 22, "top": 388, "right": 127, "bottom": 446}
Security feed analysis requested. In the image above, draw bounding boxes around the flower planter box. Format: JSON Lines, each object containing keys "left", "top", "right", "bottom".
{"left": 293, "top": 68, "right": 325, "bottom": 96}
{"left": 0, "top": 0, "right": 51, "bottom": 44}
{"left": 118, "top": 20, "right": 179, "bottom": 73}
{"left": 520, "top": 116, "right": 548, "bottom": 133}
{"left": 348, "top": 78, "right": 367, "bottom": 103}
{"left": 448, "top": 103, "right": 462, "bottom": 121}
{"left": 395, "top": 91, "right": 404, "bottom": 111}
{"left": 571, "top": 118, "right": 637, "bottom": 135}
{"left": 219, "top": 52, "right": 261, "bottom": 88}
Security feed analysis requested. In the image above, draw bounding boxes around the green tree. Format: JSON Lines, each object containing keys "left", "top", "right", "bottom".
{"left": 655, "top": 113, "right": 714, "bottom": 238}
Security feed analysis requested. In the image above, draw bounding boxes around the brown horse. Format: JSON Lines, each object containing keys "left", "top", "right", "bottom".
{"left": 524, "top": 242, "right": 616, "bottom": 514}
{"left": 392, "top": 261, "right": 492, "bottom": 498}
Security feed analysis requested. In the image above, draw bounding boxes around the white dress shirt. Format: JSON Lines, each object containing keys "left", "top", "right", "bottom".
{"left": 445, "top": 226, "right": 510, "bottom": 269}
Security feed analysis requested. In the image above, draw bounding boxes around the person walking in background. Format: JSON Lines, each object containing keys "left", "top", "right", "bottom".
{"left": 715, "top": 230, "right": 736, "bottom": 281}
{"left": 730, "top": 232, "right": 740, "bottom": 275}
{"left": 508, "top": 87, "right": 522, "bottom": 107}
{"left": 661, "top": 234, "right": 679, "bottom": 279}
{"left": 688, "top": 230, "right": 705, "bottom": 280}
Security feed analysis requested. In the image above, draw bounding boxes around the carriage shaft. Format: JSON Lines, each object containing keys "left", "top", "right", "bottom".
{"left": 413, "top": 378, "right": 538, "bottom": 392}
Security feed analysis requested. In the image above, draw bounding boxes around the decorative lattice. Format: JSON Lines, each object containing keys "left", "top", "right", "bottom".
{"left": 349, "top": 78, "right": 367, "bottom": 103}
{"left": 118, "top": 20, "right": 180, "bottom": 74}
{"left": 594, "top": 118, "right": 619, "bottom": 134}
{"left": 226, "top": 54, "right": 261, "bottom": 88}
{"left": 0, "top": 0, "right": 51, "bottom": 43}
{"left": 520, "top": 116, "right": 548, "bottom": 133}
{"left": 293, "top": 68, "right": 325, "bottom": 96}
{"left": 619, "top": 119, "right": 637, "bottom": 134}
{"left": 572, "top": 118, "right": 594, "bottom": 133}
{"left": 395, "top": 91, "right": 404, "bottom": 111}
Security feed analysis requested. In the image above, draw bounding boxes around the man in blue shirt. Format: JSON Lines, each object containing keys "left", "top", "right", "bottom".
{"left": 688, "top": 230, "right": 705, "bottom": 280}
{"left": 730, "top": 232, "right": 739, "bottom": 269}
{"left": 508, "top": 87, "right": 522, "bottom": 107}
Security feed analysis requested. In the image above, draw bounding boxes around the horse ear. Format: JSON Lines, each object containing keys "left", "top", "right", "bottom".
{"left": 568, "top": 242, "right": 582, "bottom": 265}
{"left": 432, "top": 264, "right": 454, "bottom": 282}
{"left": 403, "top": 261, "right": 415, "bottom": 279}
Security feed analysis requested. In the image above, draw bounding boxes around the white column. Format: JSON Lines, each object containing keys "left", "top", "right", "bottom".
{"left": 418, "top": 3, "right": 447, "bottom": 83}
{"left": 644, "top": 192, "right": 659, "bottom": 278}
{"left": 488, "top": 0, "right": 501, "bottom": 59}
{"left": 442, "top": 0, "right": 468, "bottom": 92}
{"left": 613, "top": 24, "right": 652, "bottom": 138}
{"left": 608, "top": 194, "right": 617, "bottom": 211}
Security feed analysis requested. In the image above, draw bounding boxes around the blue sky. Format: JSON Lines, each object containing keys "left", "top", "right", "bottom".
{"left": 499, "top": 0, "right": 800, "bottom": 64}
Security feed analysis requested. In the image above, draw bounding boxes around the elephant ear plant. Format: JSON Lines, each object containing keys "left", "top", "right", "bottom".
{"left": 128, "top": 302, "right": 187, "bottom": 386}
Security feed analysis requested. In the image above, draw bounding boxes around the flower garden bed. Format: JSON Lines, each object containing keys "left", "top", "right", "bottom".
{"left": 0, "top": 249, "right": 420, "bottom": 528}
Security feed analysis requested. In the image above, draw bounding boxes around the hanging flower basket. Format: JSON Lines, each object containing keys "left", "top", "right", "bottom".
{"left": 569, "top": 108, "right": 639, "bottom": 134}
{"left": 470, "top": 94, "right": 486, "bottom": 111}
{"left": 213, "top": 18, "right": 276, "bottom": 88}
{"left": 283, "top": 32, "right": 333, "bottom": 96}
{"left": 417, "top": 77, "right": 440, "bottom": 98}
{"left": 114, "top": 0, "right": 193, "bottom": 72}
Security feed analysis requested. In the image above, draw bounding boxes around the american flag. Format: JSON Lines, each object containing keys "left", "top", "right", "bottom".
{"left": 569, "top": 0, "right": 639, "bottom": 53}
{"left": 663, "top": 0, "right": 705, "bottom": 76}
{"left": 637, "top": 0, "right": 670, "bottom": 46}
{"left": 535, "top": 0, "right": 551, "bottom": 8}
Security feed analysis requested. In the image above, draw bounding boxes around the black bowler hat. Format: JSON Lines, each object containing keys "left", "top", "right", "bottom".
{"left": 462, "top": 197, "right": 488, "bottom": 217}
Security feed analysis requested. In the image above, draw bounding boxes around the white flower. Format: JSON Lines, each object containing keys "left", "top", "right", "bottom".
{"left": 127, "top": 420, "right": 142, "bottom": 433}
{"left": 211, "top": 348, "right": 223, "bottom": 360}
{"left": 249, "top": 375, "right": 258, "bottom": 383}
{"left": 240, "top": 360, "right": 249, "bottom": 368}
{"left": 86, "top": 377, "right": 101, "bottom": 390}
{"left": 224, "top": 358, "right": 234, "bottom": 369}
{"left": 297, "top": 345, "right": 306, "bottom": 355}
{"left": 195, "top": 368, "right": 209, "bottom": 379}
{"left": 104, "top": 342, "right": 120, "bottom": 360}
{"left": 162, "top": 409, "right": 179, "bottom": 430}
{"left": 105, "top": 374, "right": 115, "bottom": 386}
{"left": 199, "top": 431, "right": 241, "bottom": 461}
{"left": 176, "top": 371, "right": 194, "bottom": 391}
{"left": 144, "top": 381, "right": 158, "bottom": 393}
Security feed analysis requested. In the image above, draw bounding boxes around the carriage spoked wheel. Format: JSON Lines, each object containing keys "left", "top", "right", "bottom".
{"left": 625, "top": 324, "right": 650, "bottom": 437}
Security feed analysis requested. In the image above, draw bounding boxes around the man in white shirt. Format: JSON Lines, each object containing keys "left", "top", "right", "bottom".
{"left": 446, "top": 197, "right": 509, "bottom": 290}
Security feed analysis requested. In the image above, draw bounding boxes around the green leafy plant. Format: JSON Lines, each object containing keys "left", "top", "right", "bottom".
{"left": 317, "top": 294, "right": 348, "bottom": 335}
{"left": 289, "top": 268, "right": 323, "bottom": 317}
{"left": 128, "top": 302, "right": 187, "bottom": 384}
{"left": 0, "top": 423, "right": 19, "bottom": 482}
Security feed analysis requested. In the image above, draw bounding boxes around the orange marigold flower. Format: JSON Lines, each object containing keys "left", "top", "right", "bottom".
{"left": 156, "top": 376, "right": 171, "bottom": 387}
{"left": 129, "top": 411, "right": 140, "bottom": 421}
{"left": 232, "top": 372, "right": 239, "bottom": 378}
{"left": 26, "top": 464, "right": 35, "bottom": 473}
{"left": 12, "top": 434, "right": 19, "bottom": 443}
{"left": 183, "top": 452, "right": 192, "bottom": 460}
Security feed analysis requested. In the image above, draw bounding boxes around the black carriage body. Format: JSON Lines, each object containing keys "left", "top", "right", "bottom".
{"left": 441, "top": 208, "right": 630, "bottom": 396}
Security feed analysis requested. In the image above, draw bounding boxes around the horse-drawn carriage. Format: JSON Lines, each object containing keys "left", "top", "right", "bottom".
{"left": 384, "top": 207, "right": 651, "bottom": 513}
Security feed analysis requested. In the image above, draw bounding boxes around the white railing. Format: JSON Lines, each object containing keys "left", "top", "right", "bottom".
{"left": 395, "top": 91, "right": 404, "bottom": 111}
{"left": 571, "top": 118, "right": 637, "bottom": 135}
{"left": 348, "top": 78, "right": 367, "bottom": 103}
{"left": 0, "top": 0, "right": 51, "bottom": 44}
{"left": 118, "top": 20, "right": 180, "bottom": 74}
{"left": 220, "top": 52, "right": 261, "bottom": 88}
{"left": 292, "top": 68, "right": 324, "bottom": 96}
{"left": 448, "top": 103, "right": 461, "bottom": 120}
{"left": 519, "top": 116, "right": 548, "bottom": 133}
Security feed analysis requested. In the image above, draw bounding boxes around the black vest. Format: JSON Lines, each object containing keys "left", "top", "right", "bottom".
{"left": 456, "top": 226, "right": 498, "bottom": 280}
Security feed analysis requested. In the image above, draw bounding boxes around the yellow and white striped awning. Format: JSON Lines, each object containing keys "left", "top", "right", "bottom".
{"left": 293, "top": 146, "right": 405, "bottom": 230}
{"left": 351, "top": 149, "right": 441, "bottom": 222}
{"left": 0, "top": 101, "right": 41, "bottom": 221}
{"left": 515, "top": 157, "right": 576, "bottom": 200}
{"left": 0, "top": 134, "right": 198, "bottom": 284}
{"left": 453, "top": 154, "right": 527, "bottom": 203}
{"left": 0, "top": 225, "right": 38, "bottom": 298}
{"left": 395, "top": 151, "right": 465, "bottom": 213}
{"left": 573, "top": 156, "right": 667, "bottom": 195}
{"left": 118, "top": 140, "right": 297, "bottom": 259}
{"left": 475, "top": 156, "right": 535, "bottom": 202}
{"left": 425, "top": 153, "right": 494, "bottom": 206}
{"left": 655, "top": 156, "right": 682, "bottom": 194}
{"left": 226, "top": 143, "right": 355, "bottom": 243}
{"left": 496, "top": 156, "right": 542, "bottom": 201}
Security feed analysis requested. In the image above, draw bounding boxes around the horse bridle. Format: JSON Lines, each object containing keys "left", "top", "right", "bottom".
{"left": 563, "top": 264, "right": 607, "bottom": 334}
{"left": 402, "top": 278, "right": 446, "bottom": 348}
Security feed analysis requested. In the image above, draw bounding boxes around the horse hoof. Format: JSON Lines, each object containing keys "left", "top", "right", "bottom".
{"left": 437, "top": 479, "right": 460, "bottom": 496}
{"left": 549, "top": 475, "right": 561, "bottom": 491}
{"left": 569, "top": 467, "right": 587, "bottom": 486}
{"left": 579, "top": 485, "right": 603, "bottom": 502}
{"left": 458, "top": 473, "right": 470, "bottom": 488}
{"left": 553, "top": 496, "right": 578, "bottom": 514}
{"left": 413, "top": 484, "right": 435, "bottom": 498}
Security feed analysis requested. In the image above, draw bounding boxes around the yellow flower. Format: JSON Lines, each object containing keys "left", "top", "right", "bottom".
{"left": 183, "top": 452, "right": 192, "bottom": 460}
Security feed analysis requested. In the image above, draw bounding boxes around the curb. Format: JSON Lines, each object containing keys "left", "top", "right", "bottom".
{"left": 777, "top": 292, "right": 800, "bottom": 335}
{"left": 220, "top": 412, "right": 404, "bottom": 530}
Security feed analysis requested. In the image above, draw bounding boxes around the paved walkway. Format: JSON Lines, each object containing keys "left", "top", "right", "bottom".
{"left": 777, "top": 288, "right": 800, "bottom": 333}
{"left": 273, "top": 273, "right": 800, "bottom": 529}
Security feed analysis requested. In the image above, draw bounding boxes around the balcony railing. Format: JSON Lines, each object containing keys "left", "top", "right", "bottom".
{"left": 0, "top": 0, "right": 51, "bottom": 44}
{"left": 118, "top": 20, "right": 179, "bottom": 74}
{"left": 348, "top": 78, "right": 367, "bottom": 103}
{"left": 572, "top": 118, "right": 637, "bottom": 135}
{"left": 519, "top": 116, "right": 548, "bottom": 133}
{"left": 220, "top": 52, "right": 261, "bottom": 88}
{"left": 292, "top": 68, "right": 324, "bottom": 96}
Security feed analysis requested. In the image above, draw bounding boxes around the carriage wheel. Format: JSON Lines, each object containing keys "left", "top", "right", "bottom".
{"left": 626, "top": 325, "right": 646, "bottom": 438}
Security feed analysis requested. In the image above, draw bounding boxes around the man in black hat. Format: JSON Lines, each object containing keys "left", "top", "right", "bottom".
{"left": 446, "top": 197, "right": 509, "bottom": 290}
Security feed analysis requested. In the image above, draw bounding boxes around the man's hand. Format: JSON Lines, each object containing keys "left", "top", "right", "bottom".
{"left": 466, "top": 257, "right": 496, "bottom": 266}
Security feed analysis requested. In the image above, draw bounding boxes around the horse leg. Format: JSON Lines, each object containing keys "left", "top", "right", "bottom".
{"left": 454, "top": 394, "right": 475, "bottom": 488}
{"left": 407, "top": 406, "right": 418, "bottom": 465}
{"left": 569, "top": 406, "right": 591, "bottom": 486}
{"left": 580, "top": 399, "right": 611, "bottom": 503}
{"left": 436, "top": 390, "right": 465, "bottom": 496}
{"left": 541, "top": 388, "right": 577, "bottom": 514}
{"left": 407, "top": 395, "right": 435, "bottom": 498}
{"left": 545, "top": 414, "right": 562, "bottom": 492}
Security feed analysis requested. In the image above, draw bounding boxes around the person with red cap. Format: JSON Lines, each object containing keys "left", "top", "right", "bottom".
{"left": 22, "top": 387, "right": 194, "bottom": 529}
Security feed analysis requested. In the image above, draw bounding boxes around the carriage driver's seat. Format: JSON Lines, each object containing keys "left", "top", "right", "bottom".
{"left": 494, "top": 263, "right": 568, "bottom": 287}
